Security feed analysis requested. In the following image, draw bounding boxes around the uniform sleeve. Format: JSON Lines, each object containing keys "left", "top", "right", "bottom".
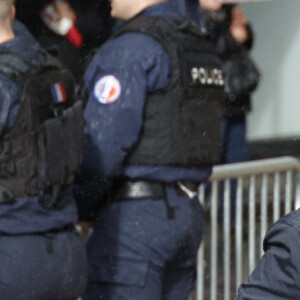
{"left": 234, "top": 211, "right": 300, "bottom": 300}
{"left": 0, "top": 75, "right": 20, "bottom": 137}
{"left": 82, "top": 33, "right": 170, "bottom": 182}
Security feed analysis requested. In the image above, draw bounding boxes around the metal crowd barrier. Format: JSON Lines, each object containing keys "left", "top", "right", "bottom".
{"left": 196, "top": 156, "right": 300, "bottom": 300}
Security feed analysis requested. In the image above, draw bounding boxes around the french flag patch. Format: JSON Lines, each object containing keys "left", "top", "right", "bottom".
{"left": 51, "top": 82, "right": 67, "bottom": 103}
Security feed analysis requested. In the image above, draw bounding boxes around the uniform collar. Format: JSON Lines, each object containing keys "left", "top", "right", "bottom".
{"left": 142, "top": 2, "right": 179, "bottom": 18}
{"left": 112, "top": 2, "right": 180, "bottom": 34}
{"left": 0, "top": 21, "right": 44, "bottom": 62}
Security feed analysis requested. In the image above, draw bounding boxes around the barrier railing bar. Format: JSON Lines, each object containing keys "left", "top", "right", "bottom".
{"left": 224, "top": 179, "right": 231, "bottom": 300}
{"left": 198, "top": 184, "right": 205, "bottom": 206}
{"left": 197, "top": 184, "right": 205, "bottom": 300}
{"left": 260, "top": 174, "right": 268, "bottom": 257}
{"left": 295, "top": 174, "right": 300, "bottom": 210}
{"left": 197, "top": 242, "right": 205, "bottom": 300}
{"left": 273, "top": 172, "right": 280, "bottom": 222}
{"left": 285, "top": 171, "right": 292, "bottom": 214}
{"left": 235, "top": 177, "right": 243, "bottom": 290}
{"left": 249, "top": 175, "right": 256, "bottom": 273}
{"left": 210, "top": 156, "right": 300, "bottom": 181}
{"left": 210, "top": 181, "right": 218, "bottom": 300}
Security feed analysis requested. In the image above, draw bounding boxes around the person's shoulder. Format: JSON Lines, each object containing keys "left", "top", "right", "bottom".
{"left": 94, "top": 32, "right": 167, "bottom": 66}
{"left": 0, "top": 73, "right": 19, "bottom": 113}
{"left": 276, "top": 209, "right": 300, "bottom": 230}
{"left": 13, "top": 20, "right": 32, "bottom": 37}
{"left": 264, "top": 209, "right": 300, "bottom": 243}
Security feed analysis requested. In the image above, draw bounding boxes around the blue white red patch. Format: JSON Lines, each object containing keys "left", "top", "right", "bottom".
{"left": 93, "top": 75, "right": 121, "bottom": 105}
{"left": 51, "top": 82, "right": 67, "bottom": 103}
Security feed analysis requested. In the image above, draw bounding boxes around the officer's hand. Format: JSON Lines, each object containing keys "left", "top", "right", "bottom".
{"left": 53, "top": 0, "right": 76, "bottom": 22}
{"left": 199, "top": 0, "right": 222, "bottom": 11}
{"left": 229, "top": 6, "right": 249, "bottom": 44}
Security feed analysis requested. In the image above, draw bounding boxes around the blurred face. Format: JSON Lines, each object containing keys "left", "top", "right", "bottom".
{"left": 199, "top": 0, "right": 222, "bottom": 11}
{"left": 110, "top": 0, "right": 142, "bottom": 20}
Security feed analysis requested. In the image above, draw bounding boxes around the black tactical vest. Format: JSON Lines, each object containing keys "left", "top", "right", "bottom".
{"left": 114, "top": 16, "right": 225, "bottom": 167}
{"left": 0, "top": 51, "right": 83, "bottom": 206}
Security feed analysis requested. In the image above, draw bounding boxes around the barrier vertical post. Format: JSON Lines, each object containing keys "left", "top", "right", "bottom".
{"left": 249, "top": 175, "right": 256, "bottom": 273}
{"left": 235, "top": 177, "right": 243, "bottom": 289}
{"left": 260, "top": 174, "right": 268, "bottom": 257}
{"left": 224, "top": 179, "right": 231, "bottom": 300}
{"left": 210, "top": 181, "right": 218, "bottom": 300}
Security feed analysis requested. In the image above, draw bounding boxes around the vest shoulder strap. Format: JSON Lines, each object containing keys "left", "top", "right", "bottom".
{"left": 114, "top": 15, "right": 206, "bottom": 44}
{"left": 0, "top": 50, "right": 62, "bottom": 84}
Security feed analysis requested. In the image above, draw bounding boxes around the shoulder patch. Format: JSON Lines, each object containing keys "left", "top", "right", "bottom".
{"left": 93, "top": 75, "right": 121, "bottom": 105}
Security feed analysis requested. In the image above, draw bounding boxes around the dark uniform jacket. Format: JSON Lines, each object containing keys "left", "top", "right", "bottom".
{"left": 0, "top": 21, "right": 77, "bottom": 234}
{"left": 202, "top": 5, "right": 256, "bottom": 116}
{"left": 235, "top": 208, "right": 300, "bottom": 300}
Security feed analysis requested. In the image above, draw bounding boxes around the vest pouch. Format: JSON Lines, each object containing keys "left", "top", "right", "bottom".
{"left": 37, "top": 118, "right": 66, "bottom": 190}
{"left": 37, "top": 101, "right": 83, "bottom": 191}
{"left": 63, "top": 101, "right": 84, "bottom": 178}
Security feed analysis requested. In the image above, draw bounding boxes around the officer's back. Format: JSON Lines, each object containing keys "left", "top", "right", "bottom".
{"left": 0, "top": 1, "right": 86, "bottom": 298}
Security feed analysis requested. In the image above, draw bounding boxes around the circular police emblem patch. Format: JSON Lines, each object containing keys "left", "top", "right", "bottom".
{"left": 93, "top": 75, "right": 121, "bottom": 104}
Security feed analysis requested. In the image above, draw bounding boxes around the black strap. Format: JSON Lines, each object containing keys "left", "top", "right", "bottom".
{"left": 112, "top": 180, "right": 199, "bottom": 220}
{"left": 177, "top": 0, "right": 188, "bottom": 17}
{"left": 0, "top": 187, "right": 14, "bottom": 204}
{"left": 0, "top": 50, "right": 62, "bottom": 84}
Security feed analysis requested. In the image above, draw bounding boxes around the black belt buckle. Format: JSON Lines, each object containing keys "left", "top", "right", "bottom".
{"left": 113, "top": 180, "right": 176, "bottom": 219}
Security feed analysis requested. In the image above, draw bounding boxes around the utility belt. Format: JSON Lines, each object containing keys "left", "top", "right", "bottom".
{"left": 111, "top": 180, "right": 199, "bottom": 219}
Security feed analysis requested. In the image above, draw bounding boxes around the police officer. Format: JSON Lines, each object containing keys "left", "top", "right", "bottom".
{"left": 77, "top": 0, "right": 225, "bottom": 299}
{"left": 235, "top": 209, "right": 300, "bottom": 300}
{"left": 0, "top": 0, "right": 86, "bottom": 298}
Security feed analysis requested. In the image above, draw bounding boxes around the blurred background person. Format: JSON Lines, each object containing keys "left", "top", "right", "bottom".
{"left": 16, "top": 0, "right": 114, "bottom": 81}
{"left": 199, "top": 0, "right": 260, "bottom": 167}
{"left": 199, "top": 0, "right": 260, "bottom": 222}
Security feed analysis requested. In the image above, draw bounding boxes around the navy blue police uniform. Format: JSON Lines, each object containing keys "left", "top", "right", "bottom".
{"left": 235, "top": 209, "right": 300, "bottom": 300}
{"left": 0, "top": 21, "right": 87, "bottom": 299}
{"left": 78, "top": 2, "right": 225, "bottom": 299}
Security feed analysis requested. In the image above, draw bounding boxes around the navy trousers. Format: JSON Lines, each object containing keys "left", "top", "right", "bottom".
{"left": 0, "top": 229, "right": 87, "bottom": 299}
{"left": 84, "top": 185, "right": 204, "bottom": 300}
{"left": 221, "top": 114, "right": 247, "bottom": 165}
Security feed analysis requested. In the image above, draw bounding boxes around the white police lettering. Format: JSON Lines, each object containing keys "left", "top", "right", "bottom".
{"left": 191, "top": 67, "right": 224, "bottom": 86}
